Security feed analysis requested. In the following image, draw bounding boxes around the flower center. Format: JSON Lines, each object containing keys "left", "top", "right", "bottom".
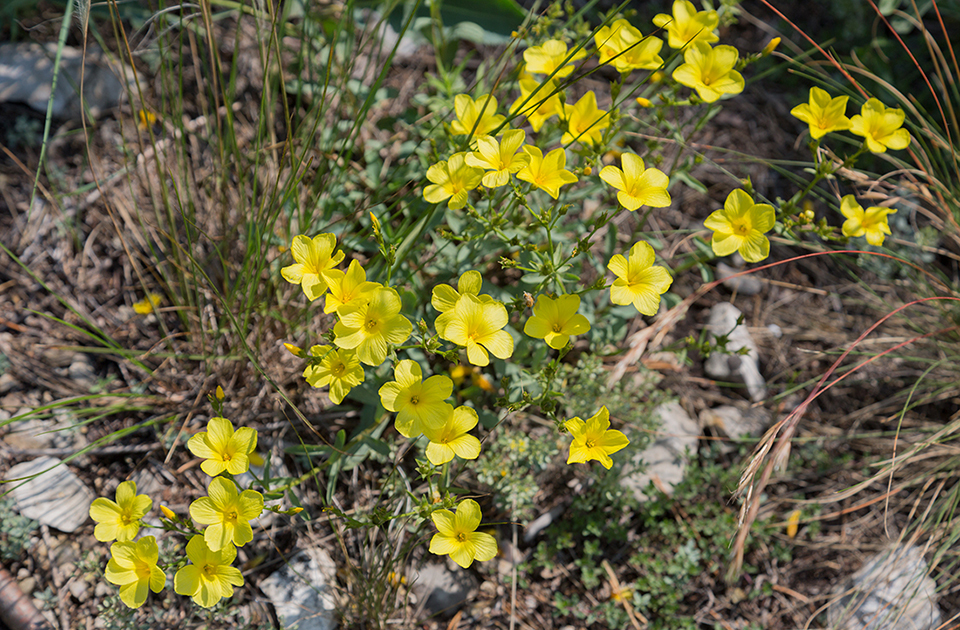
{"left": 225, "top": 510, "right": 238, "bottom": 523}
{"left": 455, "top": 532, "right": 467, "bottom": 543}
{"left": 203, "top": 563, "right": 217, "bottom": 577}
{"left": 585, "top": 439, "right": 597, "bottom": 449}
{"left": 134, "top": 561, "right": 152, "bottom": 580}
{"left": 332, "top": 362, "right": 346, "bottom": 377}
{"left": 731, "top": 219, "right": 751, "bottom": 236}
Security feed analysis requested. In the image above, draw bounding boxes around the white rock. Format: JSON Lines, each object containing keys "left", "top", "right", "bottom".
{"left": 828, "top": 544, "right": 941, "bottom": 630}
{"left": 260, "top": 547, "right": 338, "bottom": 630}
{"left": 622, "top": 402, "right": 699, "bottom": 502}
{"left": 703, "top": 303, "right": 767, "bottom": 401}
{"left": 5, "top": 457, "right": 94, "bottom": 533}
{"left": 699, "top": 405, "right": 770, "bottom": 454}
{"left": 717, "top": 262, "right": 763, "bottom": 295}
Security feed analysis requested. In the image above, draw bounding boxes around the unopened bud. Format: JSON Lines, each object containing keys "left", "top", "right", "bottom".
{"left": 762, "top": 37, "right": 781, "bottom": 57}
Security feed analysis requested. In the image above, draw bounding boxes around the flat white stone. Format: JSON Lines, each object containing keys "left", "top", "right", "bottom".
{"left": 6, "top": 456, "right": 94, "bottom": 533}
{"left": 704, "top": 303, "right": 767, "bottom": 401}
{"left": 260, "top": 547, "right": 338, "bottom": 630}
{"left": 622, "top": 402, "right": 699, "bottom": 502}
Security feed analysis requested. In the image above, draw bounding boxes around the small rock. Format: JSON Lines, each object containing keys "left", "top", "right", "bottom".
{"left": 260, "top": 547, "right": 338, "bottom": 630}
{"left": 699, "top": 405, "right": 771, "bottom": 453}
{"left": 0, "top": 372, "right": 18, "bottom": 395}
{"left": 5, "top": 457, "right": 95, "bottom": 533}
{"left": 717, "top": 262, "right": 763, "bottom": 295}
{"left": 622, "top": 402, "right": 699, "bottom": 502}
{"left": 18, "top": 576, "right": 36, "bottom": 595}
{"left": 3, "top": 413, "right": 83, "bottom": 451}
{"left": 68, "top": 355, "right": 98, "bottom": 390}
{"left": 828, "top": 544, "right": 941, "bottom": 630}
{"left": 410, "top": 561, "right": 477, "bottom": 617}
{"left": 703, "top": 303, "right": 767, "bottom": 401}
{"left": 68, "top": 577, "right": 89, "bottom": 602}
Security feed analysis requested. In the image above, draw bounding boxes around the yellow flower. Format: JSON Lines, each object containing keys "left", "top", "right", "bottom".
{"left": 303, "top": 345, "right": 364, "bottom": 404}
{"left": 334, "top": 286, "right": 413, "bottom": 366}
{"left": 187, "top": 417, "right": 258, "bottom": 477}
{"left": 440, "top": 293, "right": 514, "bottom": 366}
{"left": 762, "top": 37, "right": 781, "bottom": 56}
{"left": 104, "top": 536, "right": 166, "bottom": 609}
{"left": 89, "top": 480, "right": 152, "bottom": 542}
{"left": 516, "top": 146, "right": 578, "bottom": 199}
{"left": 132, "top": 293, "right": 162, "bottom": 315}
{"left": 672, "top": 42, "right": 744, "bottom": 103}
{"left": 523, "top": 39, "right": 586, "bottom": 78}
{"left": 280, "top": 233, "right": 345, "bottom": 302}
{"left": 323, "top": 259, "right": 381, "bottom": 315}
{"left": 189, "top": 477, "right": 264, "bottom": 551}
{"left": 652, "top": 0, "right": 719, "bottom": 50}
{"left": 523, "top": 294, "right": 591, "bottom": 349}
{"left": 160, "top": 505, "right": 176, "bottom": 520}
{"left": 599, "top": 153, "right": 670, "bottom": 211}
{"left": 840, "top": 195, "right": 897, "bottom": 246}
{"left": 636, "top": 97, "right": 653, "bottom": 108}
{"left": 432, "top": 271, "right": 486, "bottom": 322}
{"left": 849, "top": 98, "right": 911, "bottom": 154}
{"left": 174, "top": 535, "right": 244, "bottom": 608}
{"left": 450, "top": 94, "right": 505, "bottom": 138}
{"left": 423, "top": 153, "right": 484, "bottom": 210}
{"left": 608, "top": 242, "right": 673, "bottom": 316}
{"left": 379, "top": 360, "right": 454, "bottom": 438}
{"left": 562, "top": 91, "right": 609, "bottom": 146}
{"left": 594, "top": 19, "right": 664, "bottom": 73}
{"left": 510, "top": 73, "right": 562, "bottom": 132}
{"left": 703, "top": 189, "right": 776, "bottom": 263}
{"left": 464, "top": 129, "right": 530, "bottom": 188}
{"left": 137, "top": 109, "right": 158, "bottom": 130}
{"left": 790, "top": 87, "right": 851, "bottom": 140}
{"left": 565, "top": 406, "right": 629, "bottom": 469}
{"left": 429, "top": 499, "right": 498, "bottom": 568}
{"left": 422, "top": 406, "right": 482, "bottom": 465}
{"left": 449, "top": 365, "right": 495, "bottom": 392}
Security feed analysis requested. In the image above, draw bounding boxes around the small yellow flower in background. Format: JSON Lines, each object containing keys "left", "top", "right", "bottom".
{"left": 187, "top": 416, "right": 258, "bottom": 477}
{"left": 562, "top": 91, "right": 609, "bottom": 146}
{"left": 283, "top": 342, "right": 304, "bottom": 357}
{"left": 673, "top": 42, "right": 744, "bottom": 103}
{"left": 565, "top": 406, "right": 630, "bottom": 469}
{"left": 432, "top": 270, "right": 494, "bottom": 336}
{"left": 465, "top": 129, "right": 530, "bottom": 188}
{"left": 379, "top": 359, "right": 454, "bottom": 438}
{"left": 523, "top": 294, "right": 591, "bottom": 349}
{"left": 450, "top": 364, "right": 495, "bottom": 392}
{"left": 160, "top": 505, "right": 176, "bottom": 520}
{"left": 653, "top": 0, "right": 719, "bottom": 50}
{"left": 523, "top": 39, "right": 586, "bottom": 78}
{"left": 323, "top": 259, "right": 381, "bottom": 315}
{"left": 89, "top": 480, "right": 152, "bottom": 542}
{"left": 281, "top": 233, "right": 345, "bottom": 302}
{"left": 137, "top": 109, "right": 158, "bottom": 130}
{"left": 190, "top": 477, "right": 264, "bottom": 552}
{"left": 303, "top": 345, "right": 364, "bottom": 404}
{"left": 422, "top": 406, "right": 482, "bottom": 465}
{"left": 369, "top": 211, "right": 382, "bottom": 240}
{"left": 104, "top": 536, "right": 166, "bottom": 609}
{"left": 174, "top": 535, "right": 244, "bottom": 608}
{"left": 594, "top": 19, "right": 664, "bottom": 73}
{"left": 215, "top": 386, "right": 225, "bottom": 400}
{"left": 790, "top": 87, "right": 851, "bottom": 140}
{"left": 429, "top": 498, "right": 498, "bottom": 568}
{"left": 441, "top": 293, "right": 515, "bottom": 366}
{"left": 334, "top": 286, "right": 412, "bottom": 366}
{"left": 786, "top": 509, "right": 801, "bottom": 539}
{"left": 636, "top": 97, "right": 653, "bottom": 108}
{"left": 450, "top": 94, "right": 506, "bottom": 138}
{"left": 608, "top": 241, "right": 673, "bottom": 316}
{"left": 423, "top": 153, "right": 484, "bottom": 210}
{"left": 510, "top": 73, "right": 562, "bottom": 132}
{"left": 840, "top": 195, "right": 897, "bottom": 246}
{"left": 132, "top": 293, "right": 162, "bottom": 315}
{"left": 849, "top": 98, "right": 911, "bottom": 153}
{"left": 516, "top": 146, "right": 578, "bottom": 199}
{"left": 599, "top": 153, "right": 671, "bottom": 211}
{"left": 762, "top": 37, "right": 781, "bottom": 56}
{"left": 704, "top": 190, "right": 776, "bottom": 262}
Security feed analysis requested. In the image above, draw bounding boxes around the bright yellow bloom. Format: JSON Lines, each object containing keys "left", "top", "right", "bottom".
{"left": 281, "top": 234, "right": 345, "bottom": 302}
{"left": 849, "top": 98, "right": 911, "bottom": 153}
{"left": 653, "top": 0, "right": 719, "bottom": 50}
{"left": 790, "top": 87, "right": 851, "bottom": 140}
{"left": 703, "top": 189, "right": 776, "bottom": 263}
{"left": 379, "top": 360, "right": 454, "bottom": 438}
{"left": 422, "top": 406, "right": 482, "bottom": 465}
{"left": 465, "top": 129, "right": 530, "bottom": 188}
{"left": 174, "top": 535, "right": 244, "bottom": 608}
{"left": 89, "top": 480, "right": 152, "bottom": 542}
{"left": 441, "top": 293, "right": 514, "bottom": 366}
{"left": 516, "top": 146, "right": 578, "bottom": 199}
{"left": 187, "top": 417, "right": 258, "bottom": 477}
{"left": 450, "top": 94, "right": 505, "bottom": 138}
{"left": 565, "top": 406, "right": 629, "bottom": 469}
{"left": 132, "top": 293, "right": 162, "bottom": 315}
{"left": 303, "top": 345, "right": 364, "bottom": 404}
{"left": 324, "top": 259, "right": 381, "bottom": 315}
{"left": 523, "top": 294, "right": 591, "bottom": 349}
{"left": 510, "top": 73, "right": 562, "bottom": 132}
{"left": 429, "top": 499, "right": 498, "bottom": 568}
{"left": 423, "top": 153, "right": 484, "bottom": 210}
{"left": 334, "top": 286, "right": 412, "bottom": 366}
{"left": 840, "top": 195, "right": 897, "bottom": 246}
{"left": 608, "top": 242, "right": 673, "bottom": 316}
{"left": 562, "top": 91, "right": 609, "bottom": 146}
{"left": 523, "top": 39, "right": 586, "bottom": 78}
{"left": 672, "top": 42, "right": 744, "bottom": 103}
{"left": 599, "top": 153, "right": 670, "bottom": 211}
{"left": 595, "top": 19, "right": 664, "bottom": 73}
{"left": 189, "top": 477, "right": 264, "bottom": 551}
{"left": 104, "top": 536, "right": 166, "bottom": 609}
{"left": 432, "top": 270, "right": 497, "bottom": 336}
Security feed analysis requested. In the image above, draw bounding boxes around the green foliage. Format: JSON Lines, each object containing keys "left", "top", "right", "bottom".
{"left": 0, "top": 496, "right": 37, "bottom": 561}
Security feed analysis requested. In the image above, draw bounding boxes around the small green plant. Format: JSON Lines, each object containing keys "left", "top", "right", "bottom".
{"left": 0, "top": 495, "right": 37, "bottom": 561}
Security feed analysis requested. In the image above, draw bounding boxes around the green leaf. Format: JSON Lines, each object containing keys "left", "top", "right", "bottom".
{"left": 672, "top": 171, "right": 708, "bottom": 195}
